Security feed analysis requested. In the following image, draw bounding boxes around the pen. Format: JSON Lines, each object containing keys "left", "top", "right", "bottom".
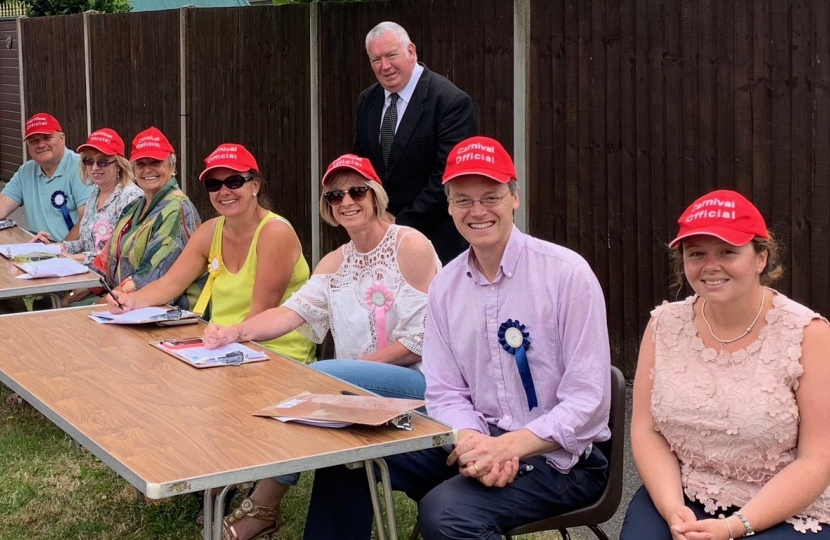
{"left": 98, "top": 277, "right": 124, "bottom": 310}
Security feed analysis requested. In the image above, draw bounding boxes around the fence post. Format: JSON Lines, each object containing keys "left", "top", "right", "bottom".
{"left": 513, "top": 0, "right": 530, "bottom": 232}
{"left": 16, "top": 16, "right": 25, "bottom": 162}
{"left": 83, "top": 11, "right": 93, "bottom": 135}
{"left": 309, "top": 1, "right": 321, "bottom": 268}
{"left": 179, "top": 6, "right": 189, "bottom": 194}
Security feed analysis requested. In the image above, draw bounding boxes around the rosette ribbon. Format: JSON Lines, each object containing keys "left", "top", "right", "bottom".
{"left": 193, "top": 251, "right": 223, "bottom": 316}
{"left": 498, "top": 319, "right": 537, "bottom": 410}
{"left": 365, "top": 284, "right": 394, "bottom": 349}
{"left": 93, "top": 219, "right": 114, "bottom": 250}
{"left": 51, "top": 190, "right": 74, "bottom": 231}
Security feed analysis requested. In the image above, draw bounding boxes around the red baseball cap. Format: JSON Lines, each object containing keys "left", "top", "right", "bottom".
{"left": 130, "top": 127, "right": 175, "bottom": 161}
{"left": 77, "top": 128, "right": 125, "bottom": 157}
{"left": 669, "top": 190, "right": 769, "bottom": 248}
{"left": 322, "top": 154, "right": 381, "bottom": 186}
{"left": 443, "top": 136, "right": 517, "bottom": 184}
{"left": 23, "top": 113, "right": 62, "bottom": 140}
{"left": 199, "top": 144, "right": 259, "bottom": 181}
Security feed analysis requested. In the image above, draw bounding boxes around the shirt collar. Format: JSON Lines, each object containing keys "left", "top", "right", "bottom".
{"left": 385, "top": 62, "right": 424, "bottom": 105}
{"left": 464, "top": 225, "right": 526, "bottom": 283}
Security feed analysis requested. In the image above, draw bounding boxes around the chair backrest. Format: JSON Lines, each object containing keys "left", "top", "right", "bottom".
{"left": 504, "top": 365, "right": 627, "bottom": 535}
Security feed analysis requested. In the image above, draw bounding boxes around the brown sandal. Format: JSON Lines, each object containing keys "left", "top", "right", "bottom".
{"left": 222, "top": 497, "right": 283, "bottom": 540}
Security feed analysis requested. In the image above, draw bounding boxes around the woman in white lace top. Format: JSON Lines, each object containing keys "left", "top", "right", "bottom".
{"left": 202, "top": 154, "right": 441, "bottom": 540}
{"left": 622, "top": 190, "right": 830, "bottom": 540}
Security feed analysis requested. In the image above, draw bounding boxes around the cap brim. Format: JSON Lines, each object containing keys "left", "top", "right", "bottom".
{"left": 668, "top": 228, "right": 756, "bottom": 249}
{"left": 442, "top": 169, "right": 513, "bottom": 184}
{"left": 322, "top": 164, "right": 379, "bottom": 186}
{"left": 199, "top": 163, "right": 251, "bottom": 181}
{"left": 77, "top": 143, "right": 120, "bottom": 157}
{"left": 23, "top": 129, "right": 58, "bottom": 141}
{"left": 130, "top": 150, "right": 172, "bottom": 162}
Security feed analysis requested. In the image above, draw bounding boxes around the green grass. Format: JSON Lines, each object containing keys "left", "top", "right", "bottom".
{"left": 0, "top": 385, "right": 569, "bottom": 539}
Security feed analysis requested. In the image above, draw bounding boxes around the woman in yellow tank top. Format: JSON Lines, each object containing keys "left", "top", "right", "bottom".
{"left": 104, "top": 143, "right": 315, "bottom": 364}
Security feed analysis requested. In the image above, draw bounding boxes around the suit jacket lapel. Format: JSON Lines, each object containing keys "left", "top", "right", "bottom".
{"left": 385, "top": 67, "right": 430, "bottom": 176}
{"left": 366, "top": 85, "right": 385, "bottom": 169}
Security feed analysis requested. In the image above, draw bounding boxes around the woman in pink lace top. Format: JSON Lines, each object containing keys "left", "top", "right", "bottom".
{"left": 622, "top": 190, "right": 830, "bottom": 539}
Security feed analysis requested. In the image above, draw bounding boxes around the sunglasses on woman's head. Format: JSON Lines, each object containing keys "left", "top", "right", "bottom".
{"left": 323, "top": 186, "right": 371, "bottom": 206}
{"left": 82, "top": 158, "right": 116, "bottom": 168}
{"left": 204, "top": 175, "right": 253, "bottom": 193}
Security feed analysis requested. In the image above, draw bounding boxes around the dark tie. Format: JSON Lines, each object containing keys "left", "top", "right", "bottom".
{"left": 380, "top": 93, "right": 399, "bottom": 166}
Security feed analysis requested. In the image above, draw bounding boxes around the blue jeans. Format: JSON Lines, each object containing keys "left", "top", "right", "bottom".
{"left": 273, "top": 359, "right": 427, "bottom": 487}
{"left": 309, "top": 359, "right": 426, "bottom": 400}
{"left": 622, "top": 485, "right": 830, "bottom": 539}
{"left": 302, "top": 426, "right": 608, "bottom": 540}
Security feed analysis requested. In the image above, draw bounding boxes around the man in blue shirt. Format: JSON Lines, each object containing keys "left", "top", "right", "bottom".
{"left": 0, "top": 113, "right": 91, "bottom": 242}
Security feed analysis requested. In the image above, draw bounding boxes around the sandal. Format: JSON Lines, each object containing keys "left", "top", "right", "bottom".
{"left": 222, "top": 497, "right": 283, "bottom": 540}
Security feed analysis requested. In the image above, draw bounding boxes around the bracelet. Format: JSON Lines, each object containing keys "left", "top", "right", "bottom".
{"left": 733, "top": 511, "right": 755, "bottom": 536}
{"left": 718, "top": 514, "right": 734, "bottom": 540}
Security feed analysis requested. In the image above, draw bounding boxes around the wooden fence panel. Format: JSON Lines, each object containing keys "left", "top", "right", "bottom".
{"left": 87, "top": 11, "right": 181, "bottom": 165}
{"left": 185, "top": 5, "right": 313, "bottom": 257}
{"left": 0, "top": 18, "right": 21, "bottom": 181}
{"left": 20, "top": 14, "right": 86, "bottom": 149}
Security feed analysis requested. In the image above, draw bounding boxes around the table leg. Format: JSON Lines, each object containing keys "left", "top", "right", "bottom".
{"left": 212, "top": 485, "right": 235, "bottom": 540}
{"left": 373, "top": 458, "right": 398, "bottom": 540}
{"left": 202, "top": 489, "right": 214, "bottom": 540}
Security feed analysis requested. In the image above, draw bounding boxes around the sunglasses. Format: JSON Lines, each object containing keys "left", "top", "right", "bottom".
{"left": 82, "top": 158, "right": 116, "bottom": 168}
{"left": 204, "top": 175, "right": 253, "bottom": 193}
{"left": 323, "top": 186, "right": 371, "bottom": 206}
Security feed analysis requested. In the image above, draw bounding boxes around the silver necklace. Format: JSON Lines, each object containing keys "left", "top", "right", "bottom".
{"left": 701, "top": 288, "right": 766, "bottom": 349}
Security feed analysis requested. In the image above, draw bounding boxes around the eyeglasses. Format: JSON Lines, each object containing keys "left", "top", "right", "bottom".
{"left": 12, "top": 252, "right": 57, "bottom": 263}
{"left": 204, "top": 175, "right": 253, "bottom": 193}
{"left": 449, "top": 191, "right": 511, "bottom": 209}
{"left": 82, "top": 158, "right": 116, "bottom": 168}
{"left": 323, "top": 186, "right": 371, "bottom": 206}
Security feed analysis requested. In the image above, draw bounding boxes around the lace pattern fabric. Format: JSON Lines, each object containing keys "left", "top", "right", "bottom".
{"left": 284, "top": 225, "right": 434, "bottom": 363}
{"left": 650, "top": 292, "right": 830, "bottom": 532}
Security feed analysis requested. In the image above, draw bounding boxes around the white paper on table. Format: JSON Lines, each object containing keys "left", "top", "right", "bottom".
{"left": 0, "top": 243, "right": 62, "bottom": 259}
{"left": 14, "top": 258, "right": 89, "bottom": 279}
{"left": 89, "top": 307, "right": 197, "bottom": 324}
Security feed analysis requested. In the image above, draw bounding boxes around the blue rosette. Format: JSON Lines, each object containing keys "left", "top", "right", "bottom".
{"left": 51, "top": 190, "right": 74, "bottom": 231}
{"left": 498, "top": 319, "right": 537, "bottom": 410}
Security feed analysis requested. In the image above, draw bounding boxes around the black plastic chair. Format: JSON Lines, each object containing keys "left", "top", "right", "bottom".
{"left": 409, "top": 365, "right": 627, "bottom": 540}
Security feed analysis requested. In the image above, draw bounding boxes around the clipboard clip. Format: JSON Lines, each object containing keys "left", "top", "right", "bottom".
{"left": 149, "top": 307, "right": 185, "bottom": 321}
{"left": 389, "top": 413, "right": 413, "bottom": 431}
{"left": 205, "top": 350, "right": 245, "bottom": 366}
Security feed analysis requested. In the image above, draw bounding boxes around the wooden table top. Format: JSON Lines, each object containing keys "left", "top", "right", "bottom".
{"left": 0, "top": 225, "right": 100, "bottom": 299}
{"left": 0, "top": 306, "right": 455, "bottom": 498}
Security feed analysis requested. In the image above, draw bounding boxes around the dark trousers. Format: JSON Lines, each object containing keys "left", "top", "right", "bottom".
{"left": 303, "top": 427, "right": 608, "bottom": 540}
{"left": 622, "top": 485, "right": 830, "bottom": 539}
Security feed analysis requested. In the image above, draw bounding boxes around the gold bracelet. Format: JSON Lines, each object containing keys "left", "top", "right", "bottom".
{"left": 718, "top": 514, "right": 734, "bottom": 540}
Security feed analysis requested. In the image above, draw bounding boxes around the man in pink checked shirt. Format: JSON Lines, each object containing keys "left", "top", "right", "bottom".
{"left": 302, "top": 136, "right": 612, "bottom": 540}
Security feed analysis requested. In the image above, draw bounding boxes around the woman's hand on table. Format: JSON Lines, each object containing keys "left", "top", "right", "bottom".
{"left": 203, "top": 323, "right": 239, "bottom": 349}
{"left": 105, "top": 290, "right": 135, "bottom": 313}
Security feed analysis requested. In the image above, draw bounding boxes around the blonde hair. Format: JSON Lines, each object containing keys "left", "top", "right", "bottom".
{"left": 78, "top": 151, "right": 135, "bottom": 188}
{"left": 319, "top": 171, "right": 389, "bottom": 227}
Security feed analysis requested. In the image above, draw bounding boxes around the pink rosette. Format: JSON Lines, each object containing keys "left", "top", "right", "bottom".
{"left": 365, "top": 284, "right": 394, "bottom": 349}
{"left": 93, "top": 219, "right": 115, "bottom": 249}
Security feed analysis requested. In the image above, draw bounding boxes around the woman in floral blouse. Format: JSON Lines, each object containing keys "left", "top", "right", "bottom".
{"left": 33, "top": 128, "right": 142, "bottom": 306}
{"left": 104, "top": 142, "right": 313, "bottom": 363}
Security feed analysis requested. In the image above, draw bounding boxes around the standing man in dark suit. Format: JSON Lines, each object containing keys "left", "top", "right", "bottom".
{"left": 354, "top": 21, "right": 477, "bottom": 264}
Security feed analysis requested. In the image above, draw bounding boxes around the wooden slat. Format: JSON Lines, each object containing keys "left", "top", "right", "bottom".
{"left": 812, "top": 0, "right": 830, "bottom": 317}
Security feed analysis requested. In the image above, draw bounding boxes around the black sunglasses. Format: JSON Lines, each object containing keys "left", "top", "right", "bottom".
{"left": 204, "top": 174, "right": 253, "bottom": 193}
{"left": 82, "top": 158, "right": 116, "bottom": 168}
{"left": 323, "top": 186, "right": 371, "bottom": 206}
